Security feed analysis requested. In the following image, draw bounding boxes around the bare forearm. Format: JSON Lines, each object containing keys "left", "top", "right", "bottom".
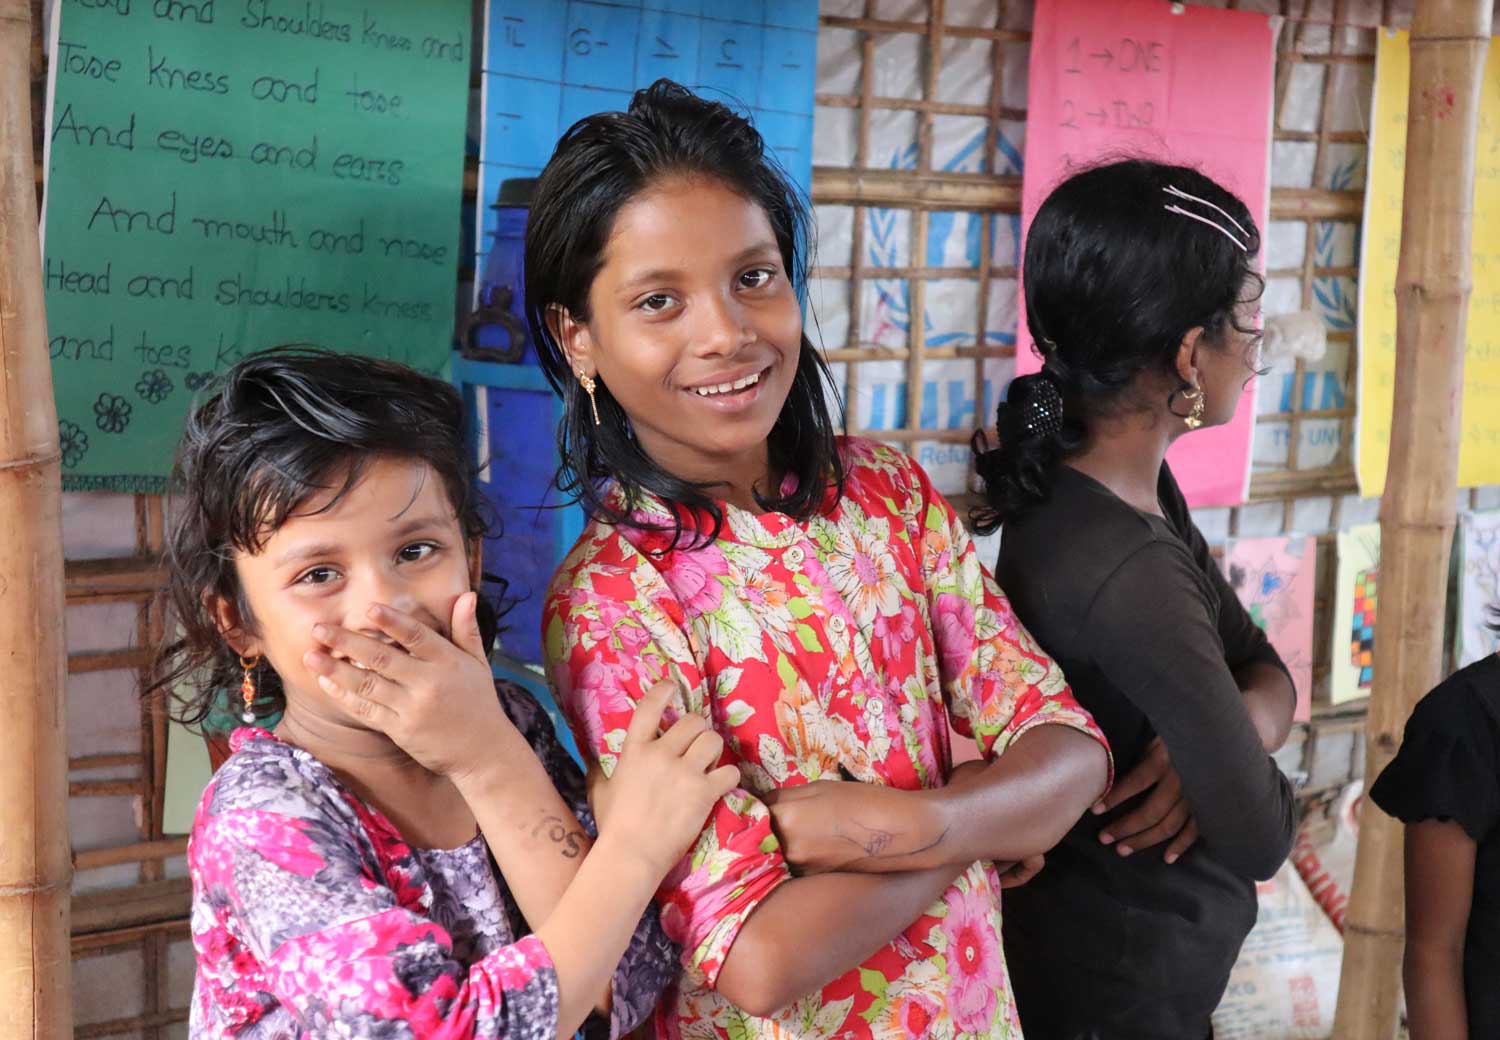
{"left": 831, "top": 726, "right": 1107, "bottom": 873}
{"left": 457, "top": 752, "right": 617, "bottom": 1017}
{"left": 1405, "top": 945, "right": 1468, "bottom": 1040}
{"left": 1236, "top": 660, "right": 1295, "bottom": 752}
{"left": 454, "top": 734, "right": 594, "bottom": 929}
{"left": 716, "top": 863, "right": 964, "bottom": 1017}
{"left": 534, "top": 833, "right": 659, "bottom": 1040}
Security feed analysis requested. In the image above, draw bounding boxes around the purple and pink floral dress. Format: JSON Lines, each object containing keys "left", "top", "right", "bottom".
{"left": 187, "top": 680, "right": 675, "bottom": 1039}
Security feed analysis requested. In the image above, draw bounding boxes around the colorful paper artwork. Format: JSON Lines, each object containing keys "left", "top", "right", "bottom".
{"left": 1351, "top": 572, "right": 1379, "bottom": 687}
{"left": 1456, "top": 511, "right": 1500, "bottom": 668}
{"left": 1223, "top": 535, "right": 1316, "bottom": 722}
{"left": 1331, "top": 523, "right": 1382, "bottom": 704}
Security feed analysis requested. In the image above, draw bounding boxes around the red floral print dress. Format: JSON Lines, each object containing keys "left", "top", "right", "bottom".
{"left": 544, "top": 439, "right": 1110, "bottom": 1040}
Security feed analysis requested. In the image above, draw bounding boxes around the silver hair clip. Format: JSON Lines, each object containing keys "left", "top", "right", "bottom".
{"left": 1162, "top": 185, "right": 1249, "bottom": 251}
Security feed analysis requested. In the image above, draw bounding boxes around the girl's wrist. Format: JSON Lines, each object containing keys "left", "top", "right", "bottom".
{"left": 590, "top": 828, "right": 669, "bottom": 893}
{"left": 830, "top": 787, "right": 953, "bottom": 873}
{"left": 448, "top": 718, "right": 537, "bottom": 792}
{"left": 896, "top": 788, "right": 958, "bottom": 870}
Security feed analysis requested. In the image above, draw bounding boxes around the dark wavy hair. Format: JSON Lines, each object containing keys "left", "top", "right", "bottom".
{"left": 973, "top": 159, "right": 1263, "bottom": 531}
{"left": 525, "top": 78, "right": 844, "bottom": 548}
{"left": 145, "top": 347, "right": 502, "bottom": 729}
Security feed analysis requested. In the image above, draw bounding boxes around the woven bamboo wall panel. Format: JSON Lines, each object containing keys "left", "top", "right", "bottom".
{"left": 25, "top": 1, "right": 1500, "bottom": 1035}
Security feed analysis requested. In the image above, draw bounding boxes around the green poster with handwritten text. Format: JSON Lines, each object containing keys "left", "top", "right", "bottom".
{"left": 42, "top": 0, "right": 469, "bottom": 490}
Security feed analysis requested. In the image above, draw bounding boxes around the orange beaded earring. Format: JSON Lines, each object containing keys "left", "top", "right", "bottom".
{"left": 239, "top": 655, "right": 260, "bottom": 723}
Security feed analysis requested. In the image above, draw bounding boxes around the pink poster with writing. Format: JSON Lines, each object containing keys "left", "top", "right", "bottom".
{"left": 1223, "top": 535, "right": 1317, "bottom": 722}
{"left": 1019, "top": 0, "right": 1275, "bottom": 507}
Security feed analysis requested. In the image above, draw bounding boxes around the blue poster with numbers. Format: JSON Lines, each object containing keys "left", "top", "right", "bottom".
{"left": 475, "top": 0, "right": 818, "bottom": 258}
{"left": 465, "top": 1, "right": 816, "bottom": 666}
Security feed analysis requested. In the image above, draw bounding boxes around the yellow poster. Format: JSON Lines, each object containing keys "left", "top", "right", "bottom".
{"left": 1358, "top": 30, "right": 1500, "bottom": 494}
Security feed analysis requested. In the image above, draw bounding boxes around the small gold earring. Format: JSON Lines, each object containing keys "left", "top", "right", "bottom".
{"left": 576, "top": 369, "right": 600, "bottom": 426}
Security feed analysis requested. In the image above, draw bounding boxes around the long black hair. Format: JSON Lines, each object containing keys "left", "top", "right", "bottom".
{"left": 973, "top": 159, "right": 1262, "bottom": 530}
{"left": 145, "top": 346, "right": 503, "bottom": 729}
{"left": 525, "top": 78, "right": 844, "bottom": 547}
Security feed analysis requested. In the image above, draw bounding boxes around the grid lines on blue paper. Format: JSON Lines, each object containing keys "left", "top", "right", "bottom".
{"left": 476, "top": 0, "right": 817, "bottom": 257}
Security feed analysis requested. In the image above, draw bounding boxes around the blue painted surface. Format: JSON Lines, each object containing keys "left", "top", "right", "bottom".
{"left": 476, "top": 0, "right": 818, "bottom": 254}
{"left": 453, "top": 353, "right": 586, "bottom": 665}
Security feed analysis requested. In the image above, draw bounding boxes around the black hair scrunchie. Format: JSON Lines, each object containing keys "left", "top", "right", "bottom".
{"left": 1019, "top": 371, "right": 1065, "bottom": 440}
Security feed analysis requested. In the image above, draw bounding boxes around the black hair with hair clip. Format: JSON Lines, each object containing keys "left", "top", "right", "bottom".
{"left": 1021, "top": 371, "right": 1066, "bottom": 441}
{"left": 972, "top": 159, "right": 1262, "bottom": 532}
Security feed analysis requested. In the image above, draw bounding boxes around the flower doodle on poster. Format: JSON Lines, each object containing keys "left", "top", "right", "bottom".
{"left": 93, "top": 392, "right": 132, "bottom": 435}
{"left": 1224, "top": 535, "right": 1316, "bottom": 721}
{"left": 59, "top": 420, "right": 89, "bottom": 469}
{"left": 135, "top": 369, "right": 174, "bottom": 405}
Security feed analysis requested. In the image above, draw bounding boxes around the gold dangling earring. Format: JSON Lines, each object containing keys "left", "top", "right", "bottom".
{"left": 239, "top": 655, "right": 260, "bottom": 724}
{"left": 576, "top": 369, "right": 600, "bottom": 426}
{"left": 1184, "top": 387, "right": 1206, "bottom": 430}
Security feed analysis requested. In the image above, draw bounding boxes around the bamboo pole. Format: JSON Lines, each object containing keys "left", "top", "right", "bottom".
{"left": 1331, "top": 2, "right": 1491, "bottom": 1037}
{"left": 74, "top": 838, "right": 188, "bottom": 874}
{"left": 0, "top": 1, "right": 73, "bottom": 1039}
{"left": 72, "top": 878, "right": 191, "bottom": 936}
{"left": 810, "top": 168, "right": 1367, "bottom": 220}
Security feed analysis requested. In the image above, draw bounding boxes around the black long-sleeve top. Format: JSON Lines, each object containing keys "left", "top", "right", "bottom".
{"left": 995, "top": 463, "right": 1297, "bottom": 1040}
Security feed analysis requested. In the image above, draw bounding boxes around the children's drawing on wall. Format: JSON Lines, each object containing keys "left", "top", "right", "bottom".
{"left": 1331, "top": 522, "right": 1382, "bottom": 704}
{"left": 1456, "top": 510, "right": 1500, "bottom": 667}
{"left": 1224, "top": 535, "right": 1316, "bottom": 721}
